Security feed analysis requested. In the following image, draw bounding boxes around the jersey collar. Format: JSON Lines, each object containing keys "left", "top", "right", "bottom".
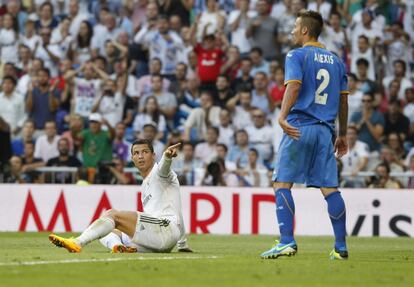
{"left": 303, "top": 41, "right": 325, "bottom": 48}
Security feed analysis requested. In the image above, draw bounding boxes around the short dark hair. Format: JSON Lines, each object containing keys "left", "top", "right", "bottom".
{"left": 2, "top": 75, "right": 17, "bottom": 86}
{"left": 249, "top": 148, "right": 259, "bottom": 157}
{"left": 297, "top": 9, "right": 324, "bottom": 38}
{"left": 217, "top": 143, "right": 228, "bottom": 152}
{"left": 348, "top": 73, "right": 358, "bottom": 81}
{"left": 377, "top": 162, "right": 390, "bottom": 174}
{"left": 250, "top": 47, "right": 263, "bottom": 56}
{"left": 39, "top": 67, "right": 51, "bottom": 77}
{"left": 131, "top": 139, "right": 154, "bottom": 154}
{"left": 358, "top": 35, "right": 369, "bottom": 43}
{"left": 393, "top": 59, "right": 406, "bottom": 72}
{"left": 356, "top": 58, "right": 369, "bottom": 67}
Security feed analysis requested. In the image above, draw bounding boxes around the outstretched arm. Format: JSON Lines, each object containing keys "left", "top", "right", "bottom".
{"left": 158, "top": 143, "right": 181, "bottom": 177}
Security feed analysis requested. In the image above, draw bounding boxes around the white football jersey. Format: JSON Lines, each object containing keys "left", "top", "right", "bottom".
{"left": 141, "top": 155, "right": 184, "bottom": 236}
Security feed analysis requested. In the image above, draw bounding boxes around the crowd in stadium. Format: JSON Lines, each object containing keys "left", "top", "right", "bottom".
{"left": 0, "top": 0, "right": 413, "bottom": 188}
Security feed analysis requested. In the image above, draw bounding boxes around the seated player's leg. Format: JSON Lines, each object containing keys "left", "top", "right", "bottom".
{"left": 49, "top": 209, "right": 138, "bottom": 253}
{"left": 99, "top": 229, "right": 138, "bottom": 253}
{"left": 131, "top": 212, "right": 181, "bottom": 252}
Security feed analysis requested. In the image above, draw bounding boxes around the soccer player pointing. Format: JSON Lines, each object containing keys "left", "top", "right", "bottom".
{"left": 261, "top": 10, "right": 349, "bottom": 260}
{"left": 49, "top": 140, "right": 188, "bottom": 253}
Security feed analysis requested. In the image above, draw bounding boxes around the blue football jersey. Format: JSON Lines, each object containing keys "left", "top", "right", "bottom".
{"left": 284, "top": 42, "right": 348, "bottom": 129}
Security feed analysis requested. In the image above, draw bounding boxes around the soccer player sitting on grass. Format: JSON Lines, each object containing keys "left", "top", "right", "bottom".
{"left": 49, "top": 140, "right": 190, "bottom": 253}
{"left": 260, "top": 10, "right": 349, "bottom": 260}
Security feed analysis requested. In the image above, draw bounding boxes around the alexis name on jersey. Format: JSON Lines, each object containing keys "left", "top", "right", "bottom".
{"left": 314, "top": 53, "right": 334, "bottom": 64}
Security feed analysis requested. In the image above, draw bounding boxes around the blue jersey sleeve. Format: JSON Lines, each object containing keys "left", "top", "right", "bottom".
{"left": 339, "top": 61, "right": 349, "bottom": 94}
{"left": 284, "top": 50, "right": 303, "bottom": 85}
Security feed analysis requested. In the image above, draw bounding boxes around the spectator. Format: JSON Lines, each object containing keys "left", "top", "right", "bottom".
{"left": 195, "top": 0, "right": 226, "bottom": 42}
{"left": 248, "top": 47, "right": 270, "bottom": 77}
{"left": 220, "top": 46, "right": 241, "bottom": 81}
{"left": 232, "top": 57, "right": 254, "bottom": 92}
{"left": 403, "top": 88, "right": 414, "bottom": 123}
{"left": 134, "top": 14, "right": 184, "bottom": 77}
{"left": 46, "top": 138, "right": 82, "bottom": 183}
{"left": 251, "top": 72, "right": 271, "bottom": 114}
{"left": 34, "top": 120, "right": 60, "bottom": 162}
{"left": 382, "top": 60, "right": 413, "bottom": 101}
{"left": 91, "top": 78, "right": 126, "bottom": 128}
{"left": 64, "top": 61, "right": 108, "bottom": 119}
{"left": 11, "top": 120, "right": 35, "bottom": 156}
{"left": 190, "top": 16, "right": 227, "bottom": 90}
{"left": 112, "top": 122, "right": 131, "bottom": 163}
{"left": 172, "top": 141, "right": 203, "bottom": 185}
{"left": 184, "top": 91, "right": 221, "bottom": 142}
{"left": 0, "top": 13, "right": 20, "bottom": 65}
{"left": 4, "top": 156, "right": 26, "bottom": 183}
{"left": 351, "top": 92, "right": 385, "bottom": 152}
{"left": 236, "top": 148, "right": 269, "bottom": 187}
{"left": 61, "top": 114, "right": 84, "bottom": 155}
{"left": 141, "top": 122, "right": 165, "bottom": 162}
{"left": 139, "top": 74, "right": 177, "bottom": 122}
{"left": 6, "top": 0, "right": 27, "bottom": 35}
{"left": 0, "top": 76, "right": 26, "bottom": 137}
{"left": 34, "top": 27, "right": 63, "bottom": 77}
{"left": 307, "top": 0, "right": 332, "bottom": 22}
{"left": 95, "top": 157, "right": 132, "bottom": 185}
{"left": 68, "top": 0, "right": 90, "bottom": 37}
{"left": 386, "top": 132, "right": 406, "bottom": 163}
{"left": 351, "top": 35, "right": 375, "bottom": 81}
{"left": 349, "top": 8, "right": 382, "bottom": 54}
{"left": 269, "top": 66, "right": 286, "bottom": 111}
{"left": 168, "top": 62, "right": 188, "bottom": 96}
{"left": 368, "top": 162, "right": 401, "bottom": 189}
{"left": 68, "top": 20, "right": 94, "bottom": 65}
{"left": 340, "top": 126, "right": 369, "bottom": 187}
{"left": 228, "top": 0, "right": 256, "bottom": 54}
{"left": 228, "top": 129, "right": 253, "bottom": 169}
{"left": 216, "top": 108, "right": 235, "bottom": 148}
{"left": 379, "top": 146, "right": 404, "bottom": 174}
{"left": 91, "top": 12, "right": 122, "bottom": 56}
{"left": 26, "top": 68, "right": 60, "bottom": 131}
{"left": 383, "top": 22, "right": 410, "bottom": 78}
{"left": 35, "top": 2, "right": 59, "bottom": 31}
{"left": 16, "top": 44, "right": 33, "bottom": 76}
{"left": 133, "top": 96, "right": 166, "bottom": 140}
{"left": 21, "top": 141, "right": 45, "bottom": 183}
{"left": 246, "top": 0, "right": 278, "bottom": 60}
{"left": 194, "top": 126, "right": 219, "bottom": 164}
{"left": 213, "top": 74, "right": 234, "bottom": 108}
{"left": 78, "top": 113, "right": 114, "bottom": 169}
{"left": 355, "top": 58, "right": 379, "bottom": 95}
{"left": 216, "top": 143, "right": 236, "bottom": 171}
{"left": 226, "top": 89, "right": 254, "bottom": 130}
{"left": 21, "top": 19, "right": 41, "bottom": 52}
{"left": 384, "top": 99, "right": 410, "bottom": 141}
{"left": 135, "top": 58, "right": 171, "bottom": 98}
{"left": 347, "top": 73, "right": 363, "bottom": 122}
{"left": 201, "top": 158, "right": 239, "bottom": 187}
{"left": 320, "top": 11, "right": 348, "bottom": 60}
{"left": 246, "top": 109, "right": 274, "bottom": 163}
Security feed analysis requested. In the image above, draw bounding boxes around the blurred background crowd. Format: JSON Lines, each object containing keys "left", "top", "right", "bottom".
{"left": 0, "top": 0, "right": 413, "bottom": 188}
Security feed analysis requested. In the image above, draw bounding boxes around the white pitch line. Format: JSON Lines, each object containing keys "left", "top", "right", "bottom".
{"left": 0, "top": 255, "right": 220, "bottom": 267}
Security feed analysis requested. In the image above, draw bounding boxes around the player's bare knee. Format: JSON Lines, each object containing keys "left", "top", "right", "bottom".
{"left": 320, "top": 188, "right": 338, "bottom": 197}
{"left": 273, "top": 182, "right": 293, "bottom": 189}
{"left": 103, "top": 209, "right": 118, "bottom": 220}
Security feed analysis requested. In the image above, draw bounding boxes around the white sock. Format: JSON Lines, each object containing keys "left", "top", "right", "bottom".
{"left": 99, "top": 232, "right": 123, "bottom": 250}
{"left": 75, "top": 217, "right": 115, "bottom": 247}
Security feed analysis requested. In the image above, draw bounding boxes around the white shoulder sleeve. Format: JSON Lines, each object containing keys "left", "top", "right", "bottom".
{"left": 158, "top": 154, "right": 172, "bottom": 178}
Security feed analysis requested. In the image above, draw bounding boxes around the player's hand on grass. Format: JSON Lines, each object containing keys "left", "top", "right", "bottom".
{"left": 278, "top": 118, "right": 301, "bottom": 140}
{"left": 164, "top": 143, "right": 181, "bottom": 158}
{"left": 334, "top": 136, "right": 348, "bottom": 158}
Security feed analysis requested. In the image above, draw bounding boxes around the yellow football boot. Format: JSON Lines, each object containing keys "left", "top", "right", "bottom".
{"left": 49, "top": 234, "right": 82, "bottom": 253}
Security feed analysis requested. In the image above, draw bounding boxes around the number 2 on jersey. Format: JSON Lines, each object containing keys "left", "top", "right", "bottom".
{"left": 315, "top": 68, "right": 330, "bottom": 105}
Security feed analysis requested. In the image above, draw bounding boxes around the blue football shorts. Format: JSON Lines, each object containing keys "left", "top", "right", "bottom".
{"left": 272, "top": 123, "right": 338, "bottom": 188}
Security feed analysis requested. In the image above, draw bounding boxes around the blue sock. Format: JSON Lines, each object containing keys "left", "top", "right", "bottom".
{"left": 275, "top": 188, "right": 295, "bottom": 244}
{"left": 325, "top": 191, "right": 347, "bottom": 250}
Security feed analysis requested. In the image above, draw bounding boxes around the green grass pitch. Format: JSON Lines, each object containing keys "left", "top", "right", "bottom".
{"left": 0, "top": 233, "right": 413, "bottom": 287}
